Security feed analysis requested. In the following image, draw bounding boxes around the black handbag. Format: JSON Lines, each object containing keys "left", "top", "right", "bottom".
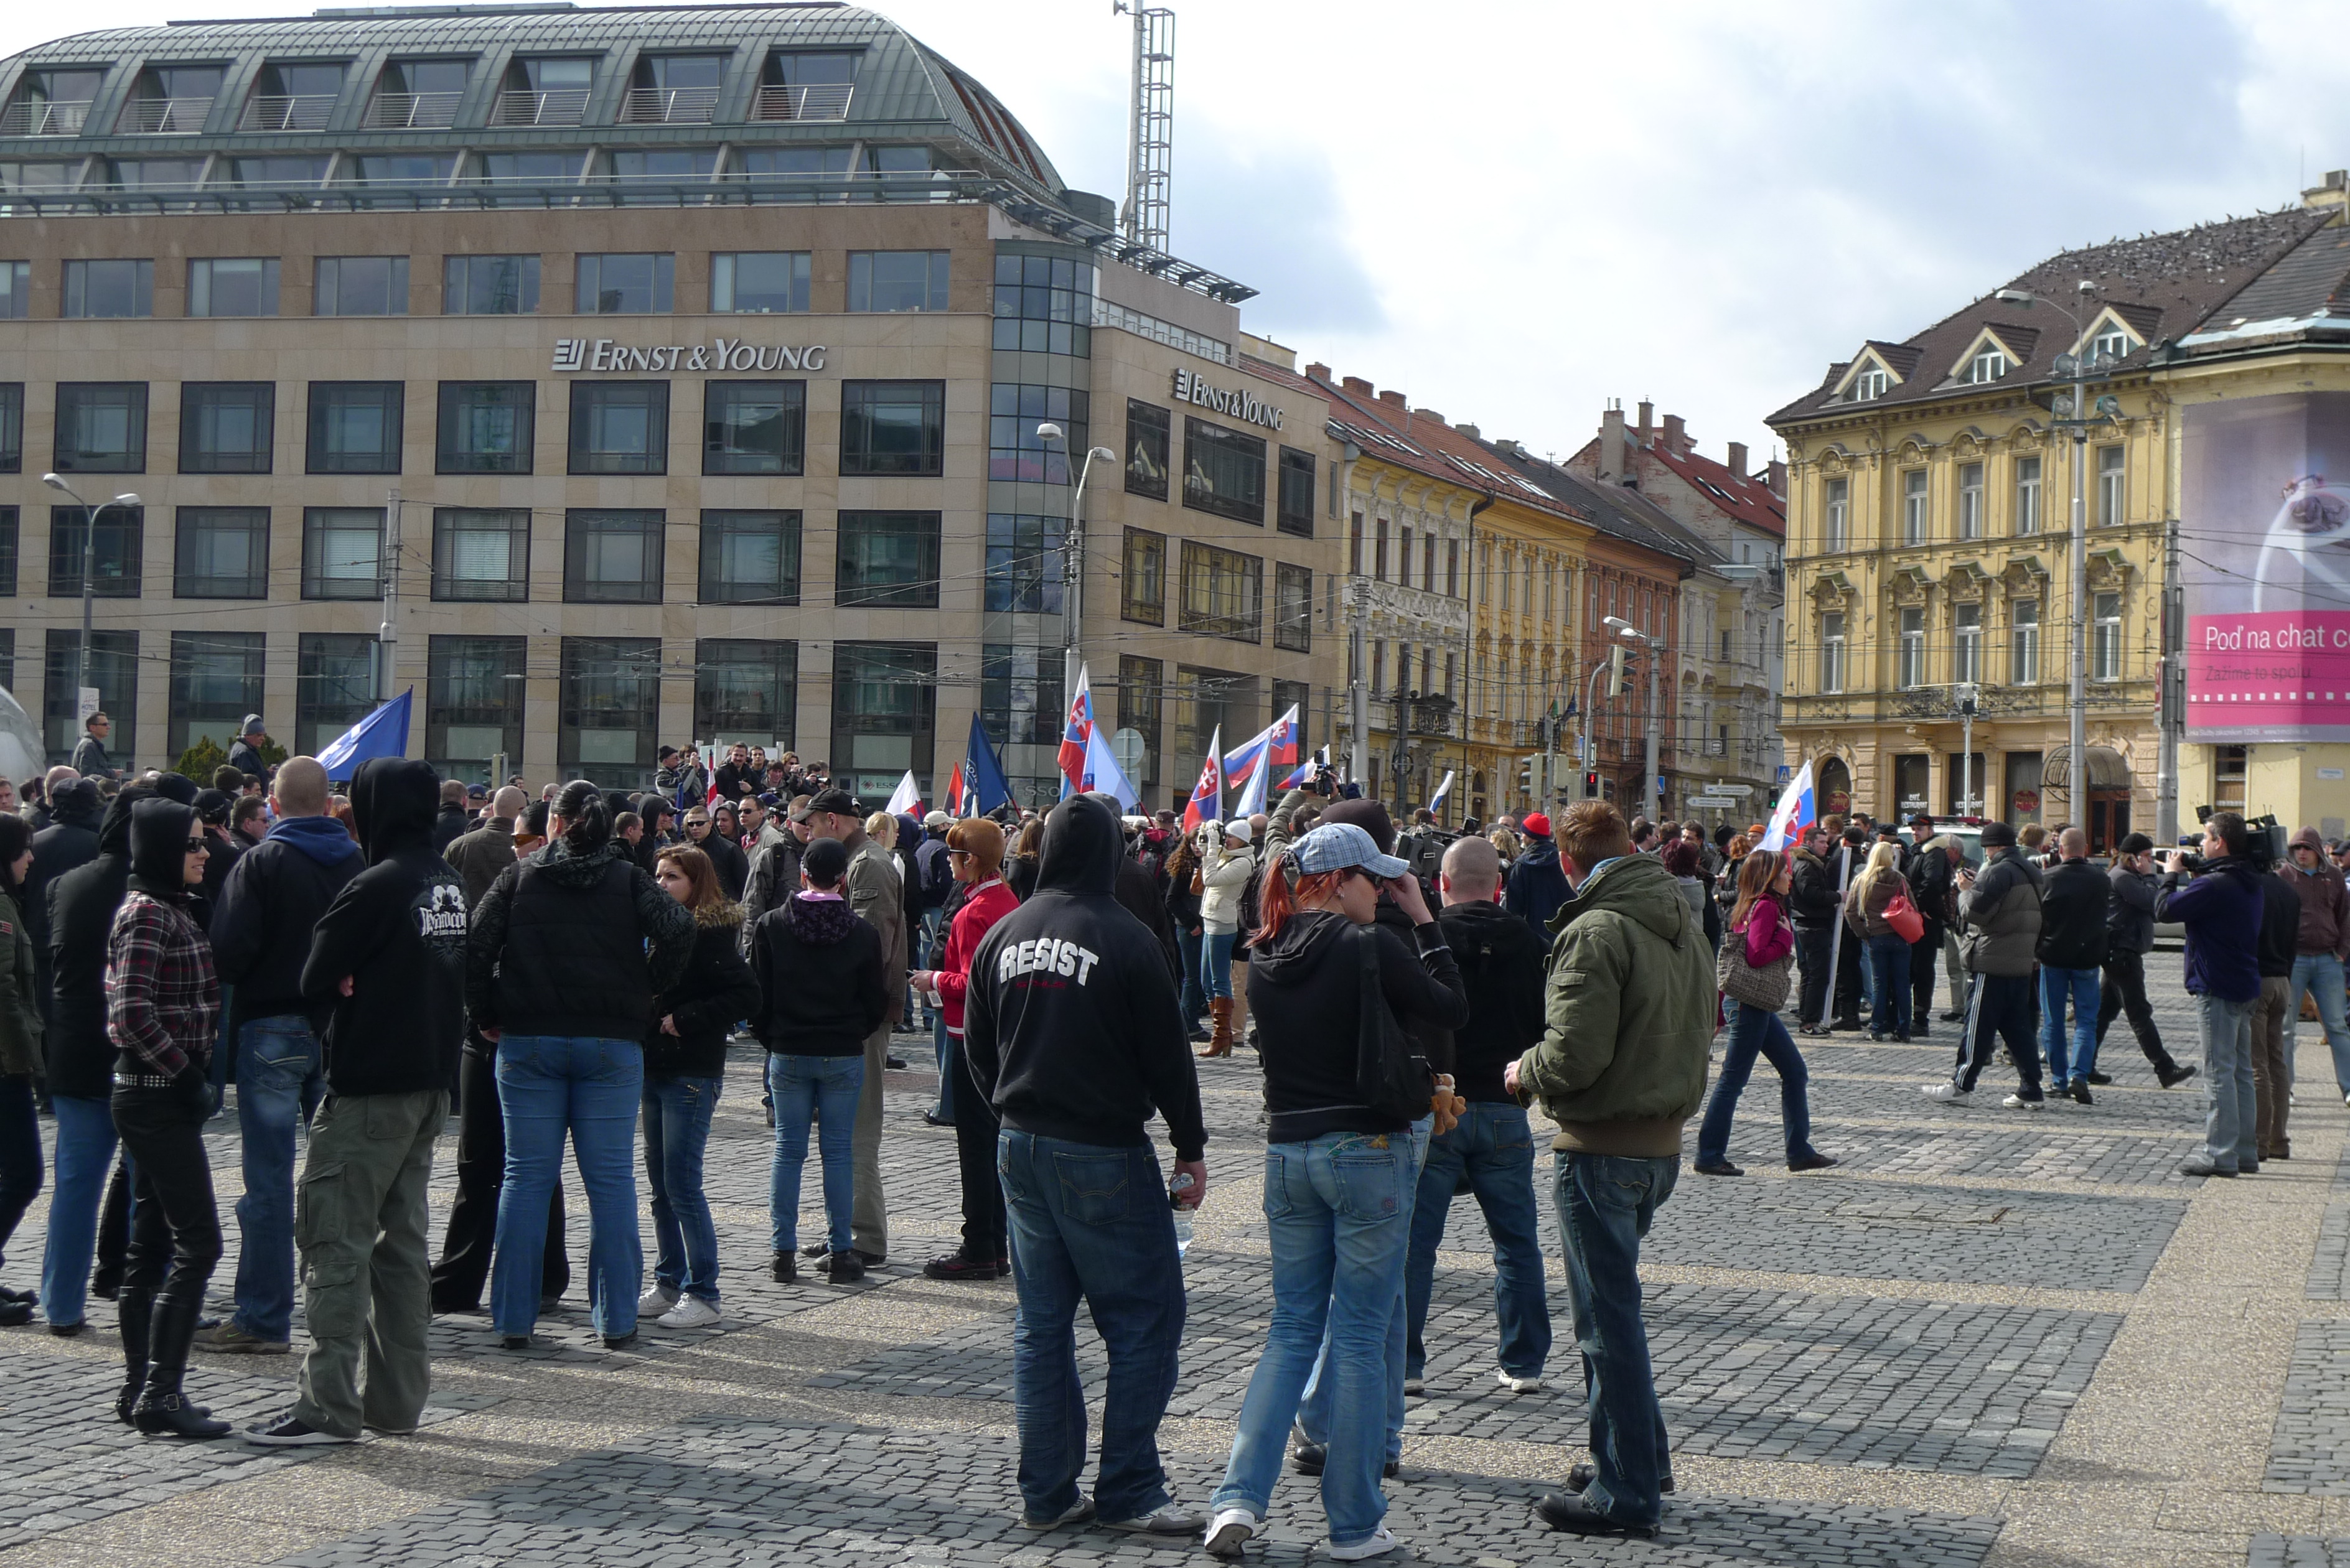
{"left": 1355, "top": 925, "right": 1433, "bottom": 1122}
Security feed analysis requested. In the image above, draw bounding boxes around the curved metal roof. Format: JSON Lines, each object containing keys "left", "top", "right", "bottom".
{"left": 0, "top": 2, "right": 1067, "bottom": 196}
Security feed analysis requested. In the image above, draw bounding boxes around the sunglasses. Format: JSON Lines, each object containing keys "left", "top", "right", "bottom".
{"left": 184, "top": 838, "right": 210, "bottom": 854}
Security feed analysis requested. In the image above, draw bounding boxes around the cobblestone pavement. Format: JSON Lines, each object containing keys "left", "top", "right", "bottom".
{"left": 1, "top": 950, "right": 2346, "bottom": 1566}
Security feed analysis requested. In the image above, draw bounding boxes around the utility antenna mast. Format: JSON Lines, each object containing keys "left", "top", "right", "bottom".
{"left": 1115, "top": 1, "right": 1174, "bottom": 250}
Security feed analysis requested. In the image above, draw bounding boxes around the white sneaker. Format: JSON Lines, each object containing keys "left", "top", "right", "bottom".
{"left": 2001, "top": 1093, "right": 2045, "bottom": 1111}
{"left": 1102, "top": 1502, "right": 1205, "bottom": 1534}
{"left": 1921, "top": 1081, "right": 1970, "bottom": 1102}
{"left": 1402, "top": 1377, "right": 1423, "bottom": 1395}
{"left": 637, "top": 1285, "right": 678, "bottom": 1317}
{"left": 1496, "top": 1369, "right": 1543, "bottom": 1393}
{"left": 1327, "top": 1527, "right": 1402, "bottom": 1561}
{"left": 658, "top": 1295, "right": 721, "bottom": 1329}
{"left": 1204, "top": 1508, "right": 1262, "bottom": 1559}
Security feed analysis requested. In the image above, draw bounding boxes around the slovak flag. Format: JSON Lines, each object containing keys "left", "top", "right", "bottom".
{"left": 1278, "top": 745, "right": 1329, "bottom": 791}
{"left": 1181, "top": 725, "right": 1224, "bottom": 831}
{"left": 1224, "top": 704, "right": 1300, "bottom": 793}
{"left": 1760, "top": 759, "right": 1817, "bottom": 852}
{"left": 1057, "top": 665, "right": 1096, "bottom": 798}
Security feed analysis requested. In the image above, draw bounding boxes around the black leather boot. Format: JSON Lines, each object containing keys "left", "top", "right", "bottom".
{"left": 115, "top": 1288, "right": 152, "bottom": 1427}
{"left": 134, "top": 1297, "right": 230, "bottom": 1439}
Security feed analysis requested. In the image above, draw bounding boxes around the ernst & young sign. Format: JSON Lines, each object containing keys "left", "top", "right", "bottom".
{"left": 553, "top": 337, "right": 829, "bottom": 374}
{"left": 1172, "top": 366, "right": 1283, "bottom": 431}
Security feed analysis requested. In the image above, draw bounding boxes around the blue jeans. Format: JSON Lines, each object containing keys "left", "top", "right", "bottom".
{"left": 40, "top": 1093, "right": 118, "bottom": 1327}
{"left": 642, "top": 1074, "right": 722, "bottom": 1303}
{"left": 997, "top": 1131, "right": 1185, "bottom": 1524}
{"left": 1554, "top": 1152, "right": 1678, "bottom": 1529}
{"left": 1866, "top": 933, "right": 1911, "bottom": 1036}
{"left": 492, "top": 1034, "right": 644, "bottom": 1340}
{"left": 767, "top": 1052, "right": 863, "bottom": 1254}
{"left": 1203, "top": 930, "right": 1238, "bottom": 1001}
{"left": 1177, "top": 926, "right": 1207, "bottom": 1024}
{"left": 232, "top": 1015, "right": 325, "bottom": 1342}
{"left": 2197, "top": 992, "right": 2259, "bottom": 1172}
{"left": 1298, "top": 1118, "right": 1431, "bottom": 1462}
{"left": 1213, "top": 1129, "right": 1416, "bottom": 1548}
{"left": 930, "top": 1010, "right": 955, "bottom": 1121}
{"left": 2039, "top": 965, "right": 2102, "bottom": 1088}
{"left": 2290, "top": 951, "right": 2350, "bottom": 1094}
{"left": 1403, "top": 1103, "right": 1550, "bottom": 1381}
{"left": 1697, "top": 1001, "right": 1819, "bottom": 1166}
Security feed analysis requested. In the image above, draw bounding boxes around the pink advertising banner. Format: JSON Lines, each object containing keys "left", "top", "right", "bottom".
{"left": 2182, "top": 393, "right": 2350, "bottom": 742}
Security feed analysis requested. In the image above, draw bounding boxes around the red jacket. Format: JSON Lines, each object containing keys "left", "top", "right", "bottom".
{"left": 1739, "top": 892, "right": 1795, "bottom": 969}
{"left": 935, "top": 877, "right": 1019, "bottom": 1036}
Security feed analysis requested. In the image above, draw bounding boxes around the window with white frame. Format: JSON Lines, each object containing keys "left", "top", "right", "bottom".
{"left": 2014, "top": 455, "right": 2041, "bottom": 535}
{"left": 2093, "top": 592, "right": 2122, "bottom": 681}
{"left": 2097, "top": 445, "right": 2125, "bottom": 526}
{"left": 2011, "top": 599, "right": 2040, "bottom": 684}
{"left": 1964, "top": 347, "right": 2009, "bottom": 383}
{"left": 1954, "top": 602, "right": 1982, "bottom": 685}
{"left": 1903, "top": 469, "right": 1928, "bottom": 545}
{"left": 1820, "top": 612, "right": 1847, "bottom": 693}
{"left": 1850, "top": 366, "right": 1887, "bottom": 402}
{"left": 1824, "top": 476, "right": 1848, "bottom": 551}
{"left": 2091, "top": 324, "right": 2130, "bottom": 363}
{"left": 1959, "top": 462, "right": 1983, "bottom": 539}
{"left": 1898, "top": 606, "right": 1924, "bottom": 689}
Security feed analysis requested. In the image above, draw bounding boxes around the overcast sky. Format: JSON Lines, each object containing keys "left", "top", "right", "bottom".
{"left": 7, "top": 0, "right": 2343, "bottom": 474}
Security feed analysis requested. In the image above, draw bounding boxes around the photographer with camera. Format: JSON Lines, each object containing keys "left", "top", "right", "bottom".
{"left": 2156, "top": 813, "right": 2267, "bottom": 1177}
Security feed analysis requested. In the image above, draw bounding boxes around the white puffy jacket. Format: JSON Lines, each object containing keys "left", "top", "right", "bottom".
{"left": 1199, "top": 839, "right": 1255, "bottom": 936}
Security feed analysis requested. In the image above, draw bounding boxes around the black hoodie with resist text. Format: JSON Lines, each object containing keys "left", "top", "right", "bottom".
{"left": 301, "top": 758, "right": 468, "bottom": 1098}
{"left": 963, "top": 795, "right": 1207, "bottom": 1160}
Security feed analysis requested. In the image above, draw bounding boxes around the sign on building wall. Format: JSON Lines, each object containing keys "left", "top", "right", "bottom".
{"left": 553, "top": 338, "right": 829, "bottom": 373}
{"left": 2183, "top": 393, "right": 2350, "bottom": 742}
{"left": 1170, "top": 366, "right": 1283, "bottom": 430}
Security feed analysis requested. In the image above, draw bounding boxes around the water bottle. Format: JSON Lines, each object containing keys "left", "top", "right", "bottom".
{"left": 1169, "top": 1172, "right": 1197, "bottom": 1260}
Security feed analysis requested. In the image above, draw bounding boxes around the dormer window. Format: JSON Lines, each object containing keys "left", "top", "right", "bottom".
{"left": 2091, "top": 325, "right": 2130, "bottom": 363}
{"left": 1, "top": 67, "right": 104, "bottom": 136}
{"left": 624, "top": 54, "right": 725, "bottom": 124}
{"left": 1964, "top": 348, "right": 2010, "bottom": 384}
{"left": 118, "top": 64, "right": 223, "bottom": 135}
{"left": 241, "top": 61, "right": 344, "bottom": 132}
{"left": 370, "top": 59, "right": 469, "bottom": 128}
{"left": 494, "top": 57, "right": 593, "bottom": 127}
{"left": 1850, "top": 366, "right": 1888, "bottom": 402}
{"left": 756, "top": 50, "right": 857, "bottom": 121}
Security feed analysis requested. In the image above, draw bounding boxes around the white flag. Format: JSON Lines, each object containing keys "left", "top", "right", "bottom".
{"left": 884, "top": 770, "right": 920, "bottom": 816}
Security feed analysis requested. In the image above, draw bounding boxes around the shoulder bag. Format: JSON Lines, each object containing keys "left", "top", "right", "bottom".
{"left": 1716, "top": 910, "right": 1795, "bottom": 1013}
{"left": 1356, "top": 924, "right": 1435, "bottom": 1122}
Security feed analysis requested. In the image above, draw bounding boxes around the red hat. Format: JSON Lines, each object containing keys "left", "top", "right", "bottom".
{"left": 1522, "top": 811, "right": 1553, "bottom": 839}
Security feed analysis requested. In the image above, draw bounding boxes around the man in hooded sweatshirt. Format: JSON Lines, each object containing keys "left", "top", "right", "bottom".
{"left": 963, "top": 794, "right": 1207, "bottom": 1536}
{"left": 23, "top": 777, "right": 103, "bottom": 1043}
{"left": 197, "top": 757, "right": 362, "bottom": 1355}
{"left": 2159, "top": 811, "right": 2268, "bottom": 1177}
{"left": 1500, "top": 811, "right": 1570, "bottom": 938}
{"left": 1922, "top": 821, "right": 2048, "bottom": 1108}
{"left": 803, "top": 786, "right": 904, "bottom": 1267}
{"left": 245, "top": 758, "right": 468, "bottom": 1445}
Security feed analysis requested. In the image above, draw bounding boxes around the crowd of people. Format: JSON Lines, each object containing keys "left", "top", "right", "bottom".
{"left": 0, "top": 712, "right": 2328, "bottom": 1556}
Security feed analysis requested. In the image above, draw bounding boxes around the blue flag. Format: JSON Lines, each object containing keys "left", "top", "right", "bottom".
{"left": 965, "top": 712, "right": 1014, "bottom": 814}
{"left": 317, "top": 689, "right": 412, "bottom": 781}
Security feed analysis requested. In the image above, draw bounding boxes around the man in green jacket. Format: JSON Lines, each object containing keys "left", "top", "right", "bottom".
{"left": 1504, "top": 799, "right": 1712, "bottom": 1541}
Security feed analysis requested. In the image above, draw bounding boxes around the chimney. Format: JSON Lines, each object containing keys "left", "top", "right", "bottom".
{"left": 1415, "top": 408, "right": 1443, "bottom": 426}
{"left": 1378, "top": 390, "right": 1407, "bottom": 409}
{"left": 1599, "top": 404, "right": 1627, "bottom": 482}
{"left": 1305, "top": 361, "right": 1331, "bottom": 382}
{"left": 1636, "top": 399, "right": 1654, "bottom": 445}
{"left": 1767, "top": 457, "right": 1787, "bottom": 497}
{"left": 1662, "top": 413, "right": 1687, "bottom": 455}
{"left": 1453, "top": 421, "right": 1481, "bottom": 439}
{"left": 2306, "top": 169, "right": 2350, "bottom": 226}
{"left": 1342, "top": 375, "right": 1374, "bottom": 396}
{"left": 1726, "top": 440, "right": 1749, "bottom": 478}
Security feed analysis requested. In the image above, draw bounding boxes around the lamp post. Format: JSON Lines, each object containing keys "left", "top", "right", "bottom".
{"left": 1604, "top": 615, "right": 1660, "bottom": 823}
{"left": 1036, "top": 424, "right": 1121, "bottom": 711}
{"left": 40, "top": 474, "right": 142, "bottom": 737}
{"left": 1993, "top": 284, "right": 2122, "bottom": 829}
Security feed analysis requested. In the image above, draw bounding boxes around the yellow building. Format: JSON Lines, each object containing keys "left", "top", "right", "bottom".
{"left": 1769, "top": 201, "right": 2333, "bottom": 849}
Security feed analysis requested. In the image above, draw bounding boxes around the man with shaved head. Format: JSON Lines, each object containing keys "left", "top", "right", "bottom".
{"left": 1400, "top": 833, "right": 1554, "bottom": 1399}
{"left": 204, "top": 755, "right": 363, "bottom": 1353}
{"left": 2034, "top": 824, "right": 2110, "bottom": 1107}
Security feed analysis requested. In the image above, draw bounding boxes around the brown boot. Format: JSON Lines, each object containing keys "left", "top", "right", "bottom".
{"left": 1200, "top": 997, "right": 1233, "bottom": 1058}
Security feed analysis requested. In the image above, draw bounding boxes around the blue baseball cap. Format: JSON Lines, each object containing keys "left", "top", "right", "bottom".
{"left": 1290, "top": 821, "right": 1408, "bottom": 881}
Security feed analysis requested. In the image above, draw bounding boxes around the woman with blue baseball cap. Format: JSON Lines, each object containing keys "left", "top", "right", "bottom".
{"left": 1205, "top": 821, "right": 1468, "bottom": 1562}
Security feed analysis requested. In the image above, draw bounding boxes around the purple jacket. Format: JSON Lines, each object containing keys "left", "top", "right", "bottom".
{"left": 2156, "top": 857, "right": 2265, "bottom": 1002}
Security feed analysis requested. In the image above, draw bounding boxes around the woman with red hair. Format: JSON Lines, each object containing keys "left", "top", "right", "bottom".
{"left": 910, "top": 818, "right": 1019, "bottom": 1282}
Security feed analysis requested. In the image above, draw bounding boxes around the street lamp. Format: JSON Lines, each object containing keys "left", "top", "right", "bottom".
{"left": 1993, "top": 282, "right": 2121, "bottom": 828}
{"left": 1603, "top": 615, "right": 1662, "bottom": 824}
{"left": 40, "top": 474, "right": 141, "bottom": 739}
{"left": 1035, "top": 423, "right": 1121, "bottom": 707}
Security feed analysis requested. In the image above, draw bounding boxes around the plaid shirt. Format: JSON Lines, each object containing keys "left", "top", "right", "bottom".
{"left": 105, "top": 889, "right": 220, "bottom": 1078}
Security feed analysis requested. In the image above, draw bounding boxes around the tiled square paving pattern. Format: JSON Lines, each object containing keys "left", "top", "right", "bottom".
{"left": 0, "top": 947, "right": 2334, "bottom": 1566}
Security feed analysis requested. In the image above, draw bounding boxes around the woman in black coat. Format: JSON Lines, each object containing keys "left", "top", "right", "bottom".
{"left": 638, "top": 844, "right": 758, "bottom": 1328}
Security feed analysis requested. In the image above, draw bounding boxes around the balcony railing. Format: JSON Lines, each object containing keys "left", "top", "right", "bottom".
{"left": 118, "top": 96, "right": 214, "bottom": 134}
{"left": 490, "top": 88, "right": 589, "bottom": 127}
{"left": 620, "top": 86, "right": 719, "bottom": 124}
{"left": 752, "top": 83, "right": 853, "bottom": 121}
{"left": 240, "top": 94, "right": 337, "bottom": 132}
{"left": 367, "top": 91, "right": 462, "bottom": 129}
{"left": 0, "top": 98, "right": 91, "bottom": 135}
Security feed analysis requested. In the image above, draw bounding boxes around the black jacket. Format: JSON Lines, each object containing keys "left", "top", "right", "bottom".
{"left": 42, "top": 785, "right": 147, "bottom": 1099}
{"left": 1788, "top": 847, "right": 1842, "bottom": 928}
{"left": 1502, "top": 843, "right": 1573, "bottom": 940}
{"left": 210, "top": 814, "right": 363, "bottom": 1024}
{"left": 2107, "top": 864, "right": 2158, "bottom": 955}
{"left": 431, "top": 803, "right": 472, "bottom": 856}
{"left": 301, "top": 758, "right": 468, "bottom": 1098}
{"left": 963, "top": 796, "right": 1208, "bottom": 1159}
{"left": 2259, "top": 870, "right": 2302, "bottom": 980}
{"left": 647, "top": 901, "right": 759, "bottom": 1076}
{"left": 24, "top": 785, "right": 103, "bottom": 953}
{"left": 467, "top": 836, "right": 695, "bottom": 1040}
{"left": 1436, "top": 898, "right": 1547, "bottom": 1103}
{"left": 226, "top": 736, "right": 267, "bottom": 780}
{"left": 697, "top": 831, "right": 749, "bottom": 902}
{"left": 1248, "top": 904, "right": 1468, "bottom": 1144}
{"left": 752, "top": 893, "right": 889, "bottom": 1055}
{"left": 2034, "top": 857, "right": 2112, "bottom": 971}
{"left": 1115, "top": 852, "right": 1182, "bottom": 981}
{"left": 1908, "top": 840, "right": 1957, "bottom": 926}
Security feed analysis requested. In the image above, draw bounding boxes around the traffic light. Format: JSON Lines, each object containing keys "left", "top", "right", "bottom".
{"left": 1607, "top": 643, "right": 1631, "bottom": 698}
{"left": 1584, "top": 770, "right": 1601, "bottom": 798}
{"left": 1519, "top": 755, "right": 1537, "bottom": 796}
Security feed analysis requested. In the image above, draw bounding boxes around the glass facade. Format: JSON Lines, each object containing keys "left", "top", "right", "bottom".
{"left": 559, "top": 636, "right": 661, "bottom": 783}
{"left": 703, "top": 381, "right": 804, "bottom": 474}
{"left": 694, "top": 638, "right": 795, "bottom": 750}
{"left": 297, "top": 632, "right": 380, "bottom": 755}
{"left": 427, "top": 634, "right": 526, "bottom": 779}
{"left": 174, "top": 507, "right": 269, "bottom": 599}
{"left": 168, "top": 631, "right": 266, "bottom": 756}
{"left": 830, "top": 642, "right": 935, "bottom": 799}
{"left": 698, "top": 510, "right": 800, "bottom": 605}
{"left": 179, "top": 383, "right": 274, "bottom": 474}
{"left": 308, "top": 382, "right": 403, "bottom": 474}
{"left": 983, "top": 513, "right": 1064, "bottom": 615}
